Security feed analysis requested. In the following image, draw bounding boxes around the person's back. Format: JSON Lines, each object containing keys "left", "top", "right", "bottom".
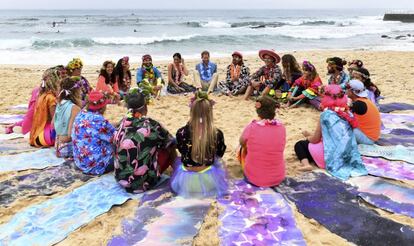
{"left": 243, "top": 119, "right": 286, "bottom": 187}
{"left": 114, "top": 93, "right": 176, "bottom": 193}
{"left": 354, "top": 97, "right": 381, "bottom": 141}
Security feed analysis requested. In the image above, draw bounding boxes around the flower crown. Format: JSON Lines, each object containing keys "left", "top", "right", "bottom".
{"left": 85, "top": 91, "right": 110, "bottom": 105}
{"left": 189, "top": 90, "right": 215, "bottom": 108}
{"left": 320, "top": 86, "right": 345, "bottom": 99}
{"left": 58, "top": 76, "right": 82, "bottom": 97}
{"left": 303, "top": 60, "right": 315, "bottom": 72}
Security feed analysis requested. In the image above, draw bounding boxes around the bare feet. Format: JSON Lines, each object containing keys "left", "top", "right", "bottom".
{"left": 298, "top": 164, "right": 314, "bottom": 172}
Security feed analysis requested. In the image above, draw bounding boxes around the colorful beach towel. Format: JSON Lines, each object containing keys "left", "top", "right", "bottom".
{"left": 218, "top": 180, "right": 306, "bottom": 246}
{"left": 380, "top": 113, "right": 414, "bottom": 133}
{"left": 8, "top": 104, "right": 28, "bottom": 111}
{"left": 0, "top": 114, "right": 24, "bottom": 125}
{"left": 0, "top": 161, "right": 93, "bottom": 207}
{"left": 0, "top": 133, "right": 24, "bottom": 141}
{"left": 358, "top": 144, "right": 414, "bottom": 164}
{"left": 0, "top": 175, "right": 141, "bottom": 245}
{"left": 0, "top": 148, "right": 65, "bottom": 172}
{"left": 109, "top": 184, "right": 211, "bottom": 246}
{"left": 377, "top": 134, "right": 414, "bottom": 147}
{"left": 380, "top": 103, "right": 414, "bottom": 113}
{"left": 348, "top": 176, "right": 414, "bottom": 218}
{"left": 275, "top": 172, "right": 414, "bottom": 246}
{"left": 363, "top": 157, "right": 414, "bottom": 181}
{"left": 0, "top": 138, "right": 36, "bottom": 155}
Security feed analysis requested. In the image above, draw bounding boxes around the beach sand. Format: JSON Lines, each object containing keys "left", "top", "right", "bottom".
{"left": 0, "top": 50, "right": 413, "bottom": 245}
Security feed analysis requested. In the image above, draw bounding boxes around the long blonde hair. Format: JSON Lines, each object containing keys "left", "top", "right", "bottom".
{"left": 190, "top": 94, "right": 216, "bottom": 165}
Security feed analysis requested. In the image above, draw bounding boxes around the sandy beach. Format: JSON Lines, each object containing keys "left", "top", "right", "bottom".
{"left": 0, "top": 50, "right": 414, "bottom": 245}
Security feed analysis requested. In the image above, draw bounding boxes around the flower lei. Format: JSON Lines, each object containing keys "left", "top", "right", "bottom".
{"left": 230, "top": 64, "right": 241, "bottom": 81}
{"left": 173, "top": 63, "right": 184, "bottom": 83}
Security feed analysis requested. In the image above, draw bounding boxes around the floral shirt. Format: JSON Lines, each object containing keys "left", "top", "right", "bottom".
{"left": 328, "top": 71, "right": 350, "bottom": 90}
{"left": 72, "top": 110, "right": 115, "bottom": 175}
{"left": 251, "top": 65, "right": 282, "bottom": 89}
{"left": 114, "top": 116, "right": 174, "bottom": 193}
{"left": 196, "top": 62, "right": 217, "bottom": 82}
{"left": 176, "top": 124, "right": 226, "bottom": 167}
{"left": 79, "top": 76, "right": 92, "bottom": 103}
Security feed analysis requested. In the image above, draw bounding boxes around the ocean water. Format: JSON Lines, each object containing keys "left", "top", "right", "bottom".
{"left": 0, "top": 9, "right": 413, "bottom": 65}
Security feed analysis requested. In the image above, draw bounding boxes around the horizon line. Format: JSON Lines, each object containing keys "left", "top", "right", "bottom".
{"left": 0, "top": 7, "right": 410, "bottom": 10}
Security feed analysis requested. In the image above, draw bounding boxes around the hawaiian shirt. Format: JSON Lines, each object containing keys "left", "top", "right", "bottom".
{"left": 328, "top": 71, "right": 350, "bottom": 90}
{"left": 114, "top": 116, "right": 174, "bottom": 193}
{"left": 72, "top": 110, "right": 115, "bottom": 175}
{"left": 79, "top": 76, "right": 92, "bottom": 102}
{"left": 251, "top": 65, "right": 282, "bottom": 88}
{"left": 196, "top": 61, "right": 217, "bottom": 82}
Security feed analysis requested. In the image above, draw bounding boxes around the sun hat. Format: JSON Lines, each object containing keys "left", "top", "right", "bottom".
{"left": 259, "top": 49, "right": 281, "bottom": 64}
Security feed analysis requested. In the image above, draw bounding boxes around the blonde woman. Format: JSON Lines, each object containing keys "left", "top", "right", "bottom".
{"left": 171, "top": 91, "right": 228, "bottom": 198}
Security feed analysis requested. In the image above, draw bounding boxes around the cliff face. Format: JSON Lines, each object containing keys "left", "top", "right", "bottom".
{"left": 384, "top": 14, "right": 414, "bottom": 23}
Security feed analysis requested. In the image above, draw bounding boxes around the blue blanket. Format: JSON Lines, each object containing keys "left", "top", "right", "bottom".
{"left": 0, "top": 148, "right": 64, "bottom": 172}
{"left": 320, "top": 110, "right": 367, "bottom": 180}
{"left": 0, "top": 175, "right": 141, "bottom": 245}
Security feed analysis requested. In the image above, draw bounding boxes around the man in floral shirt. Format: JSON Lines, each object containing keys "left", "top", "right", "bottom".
{"left": 72, "top": 90, "right": 115, "bottom": 175}
{"left": 114, "top": 92, "right": 176, "bottom": 193}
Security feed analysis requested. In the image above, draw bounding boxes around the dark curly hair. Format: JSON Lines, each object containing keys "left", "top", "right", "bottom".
{"left": 99, "top": 61, "right": 117, "bottom": 85}
{"left": 115, "top": 58, "right": 131, "bottom": 92}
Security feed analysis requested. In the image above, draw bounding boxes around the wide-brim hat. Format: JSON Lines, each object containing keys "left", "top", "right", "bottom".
{"left": 259, "top": 49, "right": 281, "bottom": 64}
{"left": 87, "top": 90, "right": 110, "bottom": 110}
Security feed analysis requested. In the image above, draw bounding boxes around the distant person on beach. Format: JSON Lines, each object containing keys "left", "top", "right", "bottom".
{"left": 171, "top": 91, "right": 228, "bottom": 198}
{"left": 6, "top": 65, "right": 66, "bottom": 135}
{"left": 29, "top": 67, "right": 62, "bottom": 147}
{"left": 347, "top": 80, "right": 381, "bottom": 145}
{"left": 193, "top": 50, "right": 218, "bottom": 93}
{"left": 167, "top": 53, "right": 196, "bottom": 94}
{"left": 238, "top": 96, "right": 286, "bottom": 187}
{"left": 114, "top": 56, "right": 132, "bottom": 99}
{"left": 72, "top": 90, "right": 115, "bottom": 175}
{"left": 347, "top": 59, "right": 364, "bottom": 73}
{"left": 326, "top": 57, "right": 349, "bottom": 90}
{"left": 53, "top": 77, "right": 82, "bottom": 158}
{"left": 66, "top": 58, "right": 91, "bottom": 106}
{"left": 217, "top": 51, "right": 250, "bottom": 96}
{"left": 243, "top": 49, "right": 282, "bottom": 100}
{"left": 294, "top": 84, "right": 367, "bottom": 180}
{"left": 286, "top": 60, "right": 322, "bottom": 109}
{"left": 96, "top": 60, "right": 120, "bottom": 103}
{"left": 136, "top": 54, "right": 164, "bottom": 99}
{"left": 351, "top": 67, "right": 381, "bottom": 109}
{"left": 114, "top": 92, "right": 177, "bottom": 193}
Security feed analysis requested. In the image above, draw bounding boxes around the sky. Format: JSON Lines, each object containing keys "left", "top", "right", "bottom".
{"left": 0, "top": 0, "right": 413, "bottom": 10}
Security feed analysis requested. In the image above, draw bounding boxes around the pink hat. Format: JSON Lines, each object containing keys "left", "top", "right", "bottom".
{"left": 259, "top": 49, "right": 281, "bottom": 64}
{"left": 232, "top": 51, "right": 243, "bottom": 59}
{"left": 87, "top": 90, "right": 110, "bottom": 110}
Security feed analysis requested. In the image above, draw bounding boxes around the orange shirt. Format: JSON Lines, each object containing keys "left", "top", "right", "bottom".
{"left": 354, "top": 98, "right": 381, "bottom": 141}
{"left": 29, "top": 92, "right": 56, "bottom": 147}
{"left": 96, "top": 75, "right": 119, "bottom": 94}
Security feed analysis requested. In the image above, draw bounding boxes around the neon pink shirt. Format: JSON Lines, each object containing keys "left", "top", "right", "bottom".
{"left": 242, "top": 119, "right": 286, "bottom": 187}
